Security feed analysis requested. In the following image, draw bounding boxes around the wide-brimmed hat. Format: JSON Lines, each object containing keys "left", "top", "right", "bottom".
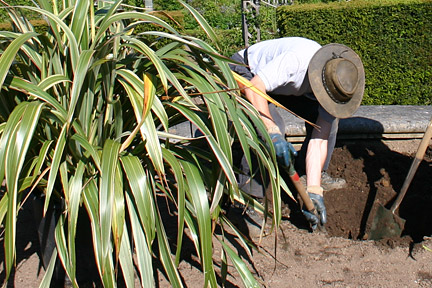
{"left": 308, "top": 43, "right": 365, "bottom": 119}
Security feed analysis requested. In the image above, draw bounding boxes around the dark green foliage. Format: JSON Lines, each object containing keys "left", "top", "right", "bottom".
{"left": 124, "top": 0, "right": 245, "bottom": 55}
{"left": 153, "top": 0, "right": 183, "bottom": 11}
{"left": 0, "top": 19, "right": 48, "bottom": 33}
{"left": 0, "top": 1, "right": 41, "bottom": 22}
{"left": 277, "top": 0, "right": 432, "bottom": 105}
{"left": 150, "top": 0, "right": 241, "bottom": 30}
{"left": 183, "top": 0, "right": 241, "bottom": 30}
{"left": 187, "top": 27, "right": 245, "bottom": 57}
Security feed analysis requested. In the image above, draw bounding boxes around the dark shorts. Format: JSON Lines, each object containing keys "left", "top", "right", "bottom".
{"left": 229, "top": 52, "right": 254, "bottom": 80}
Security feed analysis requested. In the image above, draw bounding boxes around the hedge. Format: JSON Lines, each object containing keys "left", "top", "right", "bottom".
{"left": 277, "top": 0, "right": 432, "bottom": 105}
{"left": 2, "top": 1, "right": 430, "bottom": 105}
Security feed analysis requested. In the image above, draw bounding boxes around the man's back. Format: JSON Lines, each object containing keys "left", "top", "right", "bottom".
{"left": 241, "top": 37, "right": 322, "bottom": 96}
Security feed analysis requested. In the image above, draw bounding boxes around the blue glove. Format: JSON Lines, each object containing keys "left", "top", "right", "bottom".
{"left": 269, "top": 133, "right": 297, "bottom": 168}
{"left": 303, "top": 208, "right": 320, "bottom": 230}
{"left": 303, "top": 193, "right": 327, "bottom": 230}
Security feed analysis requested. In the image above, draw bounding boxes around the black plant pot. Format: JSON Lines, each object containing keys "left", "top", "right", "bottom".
{"left": 31, "top": 193, "right": 67, "bottom": 287}
{"left": 32, "top": 192, "right": 101, "bottom": 287}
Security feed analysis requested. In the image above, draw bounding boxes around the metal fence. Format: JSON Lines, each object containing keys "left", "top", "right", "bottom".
{"left": 242, "top": 0, "right": 292, "bottom": 47}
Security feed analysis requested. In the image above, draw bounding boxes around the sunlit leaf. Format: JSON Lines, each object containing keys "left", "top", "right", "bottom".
{"left": 99, "top": 139, "right": 120, "bottom": 282}
{"left": 161, "top": 148, "right": 186, "bottom": 265}
{"left": 45, "top": 123, "right": 67, "bottom": 213}
{"left": 0, "top": 32, "right": 37, "bottom": 89}
{"left": 38, "top": 247, "right": 58, "bottom": 288}
{"left": 2, "top": 101, "right": 44, "bottom": 278}
{"left": 118, "top": 223, "right": 135, "bottom": 288}
{"left": 219, "top": 238, "right": 260, "bottom": 288}
{"left": 125, "top": 190, "right": 154, "bottom": 288}
{"left": 182, "top": 160, "right": 217, "bottom": 287}
{"left": 121, "top": 156, "right": 156, "bottom": 245}
{"left": 167, "top": 102, "right": 238, "bottom": 191}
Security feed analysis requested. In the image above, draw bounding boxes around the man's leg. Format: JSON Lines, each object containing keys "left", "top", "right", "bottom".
{"left": 323, "top": 118, "right": 339, "bottom": 171}
{"left": 269, "top": 96, "right": 346, "bottom": 190}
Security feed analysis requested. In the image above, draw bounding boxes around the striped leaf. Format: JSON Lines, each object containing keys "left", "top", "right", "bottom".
{"left": 167, "top": 102, "right": 238, "bottom": 191}
{"left": 0, "top": 32, "right": 38, "bottom": 89}
{"left": 181, "top": 160, "right": 217, "bottom": 287}
{"left": 125, "top": 191, "right": 154, "bottom": 288}
{"left": 118, "top": 223, "right": 135, "bottom": 288}
{"left": 161, "top": 148, "right": 186, "bottom": 265}
{"left": 219, "top": 239, "right": 260, "bottom": 288}
{"left": 99, "top": 139, "right": 120, "bottom": 280}
{"left": 45, "top": 123, "right": 67, "bottom": 213}
{"left": 1, "top": 102, "right": 44, "bottom": 278}
{"left": 121, "top": 155, "right": 156, "bottom": 246}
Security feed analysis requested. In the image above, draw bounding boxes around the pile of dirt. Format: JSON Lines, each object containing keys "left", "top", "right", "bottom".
{"left": 325, "top": 140, "right": 432, "bottom": 244}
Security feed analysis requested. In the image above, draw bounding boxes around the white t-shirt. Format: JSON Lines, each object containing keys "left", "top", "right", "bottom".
{"left": 239, "top": 37, "right": 322, "bottom": 96}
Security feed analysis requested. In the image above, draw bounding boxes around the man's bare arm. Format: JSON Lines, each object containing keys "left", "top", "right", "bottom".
{"left": 242, "top": 75, "right": 280, "bottom": 132}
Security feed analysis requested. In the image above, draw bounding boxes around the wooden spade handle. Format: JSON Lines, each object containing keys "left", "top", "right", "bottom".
{"left": 391, "top": 117, "right": 432, "bottom": 213}
{"left": 286, "top": 168, "right": 316, "bottom": 213}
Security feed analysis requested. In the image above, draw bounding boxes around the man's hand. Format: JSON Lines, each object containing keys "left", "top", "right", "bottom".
{"left": 303, "top": 192, "right": 327, "bottom": 230}
{"left": 309, "top": 192, "right": 327, "bottom": 225}
{"left": 270, "top": 133, "right": 297, "bottom": 168}
{"left": 302, "top": 208, "right": 320, "bottom": 230}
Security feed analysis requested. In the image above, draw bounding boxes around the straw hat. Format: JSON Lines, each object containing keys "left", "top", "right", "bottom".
{"left": 308, "top": 43, "right": 365, "bottom": 119}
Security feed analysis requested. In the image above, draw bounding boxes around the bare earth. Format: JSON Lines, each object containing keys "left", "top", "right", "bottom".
{"left": 2, "top": 139, "right": 432, "bottom": 287}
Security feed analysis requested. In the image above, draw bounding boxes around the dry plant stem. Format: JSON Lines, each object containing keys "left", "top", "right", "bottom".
{"left": 231, "top": 72, "right": 320, "bottom": 130}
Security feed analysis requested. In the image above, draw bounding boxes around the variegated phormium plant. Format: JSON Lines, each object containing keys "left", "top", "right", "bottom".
{"left": 0, "top": 0, "right": 289, "bottom": 287}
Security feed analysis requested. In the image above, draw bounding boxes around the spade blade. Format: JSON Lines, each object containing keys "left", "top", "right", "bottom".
{"left": 368, "top": 204, "right": 406, "bottom": 241}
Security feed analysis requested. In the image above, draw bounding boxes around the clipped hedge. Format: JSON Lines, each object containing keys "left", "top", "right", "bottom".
{"left": 277, "top": 0, "right": 432, "bottom": 105}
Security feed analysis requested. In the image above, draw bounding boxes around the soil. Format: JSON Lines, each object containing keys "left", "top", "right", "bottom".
{"left": 2, "top": 139, "right": 432, "bottom": 287}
